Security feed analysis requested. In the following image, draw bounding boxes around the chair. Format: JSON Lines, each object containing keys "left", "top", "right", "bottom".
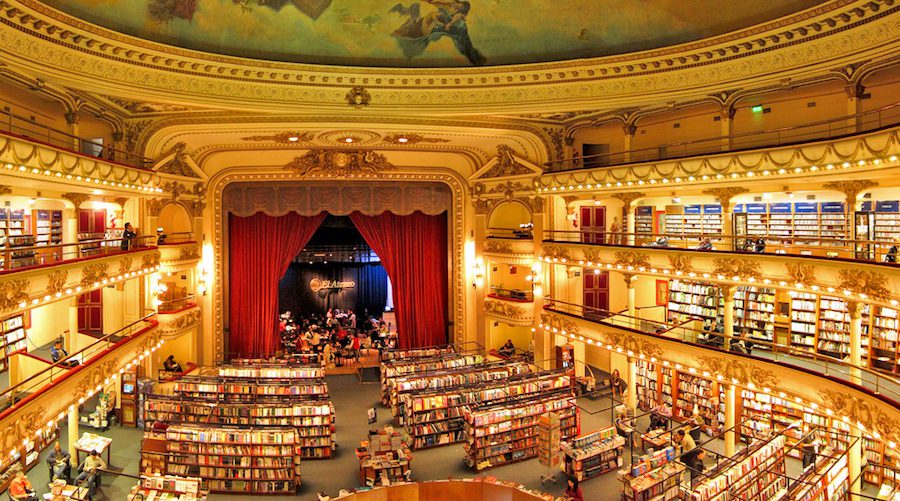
{"left": 48, "top": 459, "right": 71, "bottom": 482}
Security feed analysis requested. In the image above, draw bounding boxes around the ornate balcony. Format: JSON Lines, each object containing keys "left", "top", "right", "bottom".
{"left": 484, "top": 298, "right": 533, "bottom": 326}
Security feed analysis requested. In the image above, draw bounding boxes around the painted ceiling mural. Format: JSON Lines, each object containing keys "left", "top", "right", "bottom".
{"left": 39, "top": 0, "right": 826, "bottom": 67}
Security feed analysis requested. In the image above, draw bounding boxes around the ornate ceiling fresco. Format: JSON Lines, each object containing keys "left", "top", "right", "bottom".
{"left": 38, "top": 0, "right": 823, "bottom": 67}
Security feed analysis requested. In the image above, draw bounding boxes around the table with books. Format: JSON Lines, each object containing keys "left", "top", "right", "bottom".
{"left": 356, "top": 426, "right": 412, "bottom": 487}
{"left": 639, "top": 428, "right": 670, "bottom": 451}
{"left": 72, "top": 432, "right": 112, "bottom": 466}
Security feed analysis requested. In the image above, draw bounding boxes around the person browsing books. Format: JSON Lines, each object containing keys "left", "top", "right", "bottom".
{"left": 564, "top": 476, "right": 584, "bottom": 501}
{"left": 9, "top": 470, "right": 37, "bottom": 501}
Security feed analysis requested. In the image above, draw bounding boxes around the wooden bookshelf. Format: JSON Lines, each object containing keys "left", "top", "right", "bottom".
{"left": 216, "top": 365, "right": 324, "bottom": 379}
{"left": 687, "top": 434, "right": 787, "bottom": 501}
{"left": 147, "top": 425, "right": 301, "bottom": 495}
{"left": 127, "top": 475, "right": 208, "bottom": 501}
{"left": 816, "top": 296, "right": 870, "bottom": 359}
{"left": 380, "top": 353, "right": 483, "bottom": 405}
{"left": 782, "top": 448, "right": 849, "bottom": 501}
{"left": 667, "top": 280, "right": 722, "bottom": 322}
{"left": 173, "top": 375, "right": 330, "bottom": 403}
{"left": 463, "top": 388, "right": 577, "bottom": 471}
{"left": 404, "top": 370, "right": 571, "bottom": 450}
{"left": 0, "top": 313, "right": 25, "bottom": 372}
{"left": 734, "top": 286, "right": 776, "bottom": 348}
{"left": 561, "top": 426, "right": 625, "bottom": 482}
{"left": 634, "top": 206, "right": 654, "bottom": 236}
{"left": 356, "top": 427, "right": 411, "bottom": 487}
{"left": 619, "top": 446, "right": 683, "bottom": 501}
{"left": 634, "top": 359, "right": 659, "bottom": 411}
{"left": 380, "top": 345, "right": 456, "bottom": 362}
{"left": 0, "top": 422, "right": 59, "bottom": 493}
{"left": 871, "top": 306, "right": 899, "bottom": 374}
{"left": 790, "top": 292, "right": 818, "bottom": 354}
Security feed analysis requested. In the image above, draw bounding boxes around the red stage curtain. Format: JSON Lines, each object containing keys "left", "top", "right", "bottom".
{"left": 350, "top": 211, "right": 448, "bottom": 349}
{"left": 229, "top": 212, "right": 326, "bottom": 357}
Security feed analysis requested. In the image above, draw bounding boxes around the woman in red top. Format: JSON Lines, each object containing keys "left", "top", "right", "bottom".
{"left": 564, "top": 476, "right": 584, "bottom": 501}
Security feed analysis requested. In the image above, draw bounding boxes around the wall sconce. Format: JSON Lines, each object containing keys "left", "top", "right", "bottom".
{"left": 197, "top": 267, "right": 209, "bottom": 296}
{"left": 472, "top": 261, "right": 484, "bottom": 289}
{"left": 152, "top": 281, "right": 167, "bottom": 308}
{"left": 529, "top": 261, "right": 543, "bottom": 297}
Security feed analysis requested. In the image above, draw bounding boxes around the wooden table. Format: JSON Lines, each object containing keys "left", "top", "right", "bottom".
{"left": 639, "top": 430, "right": 670, "bottom": 451}
{"left": 72, "top": 432, "right": 112, "bottom": 467}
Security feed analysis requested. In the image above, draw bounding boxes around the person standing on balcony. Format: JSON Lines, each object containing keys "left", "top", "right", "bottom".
{"left": 608, "top": 216, "right": 622, "bottom": 245}
{"left": 121, "top": 222, "right": 136, "bottom": 250}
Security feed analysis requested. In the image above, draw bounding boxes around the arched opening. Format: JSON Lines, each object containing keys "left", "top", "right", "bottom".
{"left": 488, "top": 201, "right": 532, "bottom": 238}
{"left": 158, "top": 203, "right": 193, "bottom": 235}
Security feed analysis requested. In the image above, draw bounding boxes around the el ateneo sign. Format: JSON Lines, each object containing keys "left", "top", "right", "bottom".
{"left": 310, "top": 277, "right": 356, "bottom": 293}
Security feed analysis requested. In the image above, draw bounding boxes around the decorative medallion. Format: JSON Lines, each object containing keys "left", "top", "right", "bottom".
{"left": 346, "top": 86, "right": 371, "bottom": 108}
{"left": 241, "top": 131, "right": 316, "bottom": 143}
{"left": 381, "top": 133, "right": 449, "bottom": 145}
{"left": 785, "top": 262, "right": 815, "bottom": 286}
{"left": 582, "top": 248, "right": 603, "bottom": 264}
{"left": 46, "top": 271, "right": 68, "bottom": 296}
{"left": 80, "top": 263, "right": 110, "bottom": 287}
{"left": 543, "top": 245, "right": 572, "bottom": 262}
{"left": 695, "top": 355, "right": 780, "bottom": 388}
{"left": 473, "top": 198, "right": 494, "bottom": 215}
{"left": 668, "top": 254, "right": 693, "bottom": 275}
{"left": 318, "top": 130, "right": 381, "bottom": 146}
{"left": 163, "top": 181, "right": 189, "bottom": 200}
{"left": 481, "top": 145, "right": 533, "bottom": 178}
{"left": 0, "top": 279, "right": 29, "bottom": 312}
{"left": 701, "top": 187, "right": 749, "bottom": 212}
{"left": 141, "top": 252, "right": 162, "bottom": 269}
{"left": 284, "top": 149, "right": 395, "bottom": 178}
{"left": 614, "top": 250, "right": 651, "bottom": 270}
{"left": 484, "top": 240, "right": 514, "bottom": 255}
{"left": 837, "top": 269, "right": 890, "bottom": 302}
{"left": 712, "top": 257, "right": 761, "bottom": 280}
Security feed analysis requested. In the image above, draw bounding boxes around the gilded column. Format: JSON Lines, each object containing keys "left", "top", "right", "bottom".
{"left": 722, "top": 284, "right": 736, "bottom": 348}
{"left": 849, "top": 422, "right": 862, "bottom": 501}
{"left": 64, "top": 111, "right": 80, "bottom": 151}
{"left": 624, "top": 273, "right": 637, "bottom": 328}
{"left": 823, "top": 180, "right": 878, "bottom": 242}
{"left": 613, "top": 192, "right": 646, "bottom": 246}
{"left": 702, "top": 187, "right": 748, "bottom": 250}
{"left": 67, "top": 406, "right": 79, "bottom": 466}
{"left": 845, "top": 83, "right": 865, "bottom": 134}
{"left": 723, "top": 384, "right": 736, "bottom": 457}
{"left": 626, "top": 356, "right": 637, "bottom": 412}
{"left": 720, "top": 105, "right": 736, "bottom": 151}
{"left": 531, "top": 197, "right": 552, "bottom": 369}
{"left": 848, "top": 300, "right": 863, "bottom": 385}
{"left": 473, "top": 199, "right": 490, "bottom": 353}
{"left": 622, "top": 124, "right": 637, "bottom": 163}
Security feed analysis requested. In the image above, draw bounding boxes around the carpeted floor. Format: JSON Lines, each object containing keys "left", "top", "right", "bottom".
{"left": 9, "top": 374, "right": 882, "bottom": 501}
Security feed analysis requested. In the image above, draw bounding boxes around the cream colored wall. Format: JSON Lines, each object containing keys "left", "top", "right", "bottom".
{"left": 584, "top": 344, "right": 610, "bottom": 372}
{"left": 488, "top": 201, "right": 531, "bottom": 229}
{"left": 158, "top": 203, "right": 193, "bottom": 234}
{"left": 488, "top": 261, "right": 530, "bottom": 292}
{"left": 487, "top": 322, "right": 531, "bottom": 354}
{"left": 102, "top": 284, "right": 126, "bottom": 334}
{"left": 632, "top": 104, "right": 721, "bottom": 150}
{"left": 162, "top": 328, "right": 198, "bottom": 366}
{"left": 26, "top": 300, "right": 70, "bottom": 350}
{"left": 861, "top": 66, "right": 900, "bottom": 112}
{"left": 573, "top": 123, "right": 626, "bottom": 155}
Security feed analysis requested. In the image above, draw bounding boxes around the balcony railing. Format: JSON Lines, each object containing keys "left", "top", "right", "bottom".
{"left": 542, "top": 297, "right": 900, "bottom": 402}
{"left": 545, "top": 229, "right": 900, "bottom": 264}
{"left": 0, "top": 313, "right": 158, "bottom": 413}
{"left": 0, "top": 236, "right": 157, "bottom": 274}
{"left": 487, "top": 226, "right": 534, "bottom": 239}
{"left": 0, "top": 108, "right": 154, "bottom": 170}
{"left": 545, "top": 103, "right": 900, "bottom": 172}
{"left": 158, "top": 295, "right": 197, "bottom": 314}
{"left": 157, "top": 232, "right": 195, "bottom": 246}
{"left": 488, "top": 286, "right": 534, "bottom": 302}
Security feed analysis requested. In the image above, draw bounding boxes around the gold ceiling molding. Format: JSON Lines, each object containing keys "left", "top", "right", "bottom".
{"left": 543, "top": 245, "right": 572, "bottom": 262}
{"left": 601, "top": 330, "right": 663, "bottom": 360}
{"left": 712, "top": 257, "right": 762, "bottom": 280}
{"left": 0, "top": 185, "right": 12, "bottom": 195}
{"left": 80, "top": 263, "right": 110, "bottom": 288}
{"left": 346, "top": 86, "right": 371, "bottom": 108}
{"left": 484, "top": 240, "right": 514, "bottom": 255}
{"left": 540, "top": 313, "right": 579, "bottom": 336}
{"left": 156, "top": 142, "right": 200, "bottom": 178}
{"left": 785, "top": 262, "right": 816, "bottom": 286}
{"left": 105, "top": 96, "right": 199, "bottom": 114}
{"left": 0, "top": 279, "right": 29, "bottom": 312}
{"left": 241, "top": 131, "right": 317, "bottom": 143}
{"left": 283, "top": 150, "right": 395, "bottom": 178}
{"left": 484, "top": 300, "right": 530, "bottom": 322}
{"left": 701, "top": 187, "right": 749, "bottom": 213}
{"left": 818, "top": 388, "right": 900, "bottom": 444}
{"left": 613, "top": 250, "right": 651, "bottom": 270}
{"left": 472, "top": 198, "right": 494, "bottom": 215}
{"left": 837, "top": 269, "right": 891, "bottom": 301}
{"left": 822, "top": 179, "right": 879, "bottom": 201}
{"left": 61, "top": 192, "right": 89, "bottom": 209}
{"left": 540, "top": 129, "right": 900, "bottom": 191}
{"left": 118, "top": 256, "right": 134, "bottom": 276}
{"left": 382, "top": 133, "right": 449, "bottom": 145}
{"left": 695, "top": 355, "right": 780, "bottom": 389}
{"left": 612, "top": 192, "right": 646, "bottom": 210}
{"left": 45, "top": 270, "right": 67, "bottom": 296}
{"left": 0, "top": 0, "right": 894, "bottom": 112}
{"left": 480, "top": 145, "right": 533, "bottom": 178}
{"left": 668, "top": 255, "right": 694, "bottom": 275}
{"left": 488, "top": 181, "right": 531, "bottom": 199}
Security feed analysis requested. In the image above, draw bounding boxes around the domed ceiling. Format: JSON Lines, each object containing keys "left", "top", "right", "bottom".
{"left": 39, "top": 0, "right": 825, "bottom": 67}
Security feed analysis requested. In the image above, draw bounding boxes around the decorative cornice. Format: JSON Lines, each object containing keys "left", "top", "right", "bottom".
{"left": 613, "top": 250, "right": 650, "bottom": 270}
{"left": 695, "top": 355, "right": 780, "bottom": 388}
{"left": 818, "top": 388, "right": 900, "bottom": 444}
{"left": 668, "top": 255, "right": 694, "bottom": 275}
{"left": 488, "top": 181, "right": 530, "bottom": 199}
{"left": 543, "top": 245, "right": 572, "bottom": 262}
{"left": 785, "top": 262, "right": 816, "bottom": 287}
{"left": 612, "top": 192, "right": 646, "bottom": 210}
{"left": 540, "top": 313, "right": 579, "bottom": 336}
{"left": 283, "top": 149, "right": 395, "bottom": 178}
{"left": 601, "top": 330, "right": 663, "bottom": 360}
{"left": 712, "top": 257, "right": 761, "bottom": 280}
{"left": 346, "top": 86, "right": 371, "bottom": 108}
{"left": 61, "top": 192, "right": 89, "bottom": 209}
{"left": 822, "top": 179, "right": 879, "bottom": 201}
{"left": 241, "top": 131, "right": 316, "bottom": 143}
{"left": 0, "top": 185, "right": 12, "bottom": 195}
{"left": 0, "top": 279, "right": 29, "bottom": 312}
{"left": 484, "top": 240, "right": 514, "bottom": 255}
{"left": 837, "top": 269, "right": 890, "bottom": 301}
{"left": 45, "top": 270, "right": 67, "bottom": 296}
{"left": 381, "top": 133, "right": 449, "bottom": 145}
{"left": 701, "top": 187, "right": 750, "bottom": 213}
{"left": 484, "top": 300, "right": 530, "bottom": 323}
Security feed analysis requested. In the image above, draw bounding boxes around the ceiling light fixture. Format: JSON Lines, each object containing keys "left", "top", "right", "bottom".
{"left": 344, "top": 137, "right": 354, "bottom": 143}
{"left": 288, "top": 136, "right": 300, "bottom": 142}
{"left": 397, "top": 137, "right": 409, "bottom": 143}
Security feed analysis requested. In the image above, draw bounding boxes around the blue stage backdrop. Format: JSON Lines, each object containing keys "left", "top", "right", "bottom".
{"left": 278, "top": 261, "right": 388, "bottom": 319}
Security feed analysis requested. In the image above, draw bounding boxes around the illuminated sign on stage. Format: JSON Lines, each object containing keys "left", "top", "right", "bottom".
{"left": 309, "top": 278, "right": 356, "bottom": 293}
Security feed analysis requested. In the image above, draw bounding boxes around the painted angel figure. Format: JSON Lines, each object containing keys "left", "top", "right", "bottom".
{"left": 389, "top": 0, "right": 485, "bottom": 66}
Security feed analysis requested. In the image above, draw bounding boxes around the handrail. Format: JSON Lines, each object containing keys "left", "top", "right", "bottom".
{"left": 0, "top": 313, "right": 158, "bottom": 412}
{"left": 0, "top": 108, "right": 154, "bottom": 170}
{"left": 545, "top": 103, "right": 900, "bottom": 171}
{"left": 0, "top": 236, "right": 157, "bottom": 274}
{"left": 541, "top": 296, "right": 900, "bottom": 403}
{"left": 157, "top": 232, "right": 195, "bottom": 245}
{"left": 158, "top": 295, "right": 197, "bottom": 314}
{"left": 487, "top": 286, "right": 534, "bottom": 302}
{"left": 544, "top": 229, "right": 900, "bottom": 264}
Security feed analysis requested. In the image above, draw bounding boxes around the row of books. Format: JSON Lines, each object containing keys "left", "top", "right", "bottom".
{"left": 686, "top": 435, "right": 786, "bottom": 501}
{"left": 380, "top": 353, "right": 483, "bottom": 404}
{"left": 561, "top": 426, "right": 625, "bottom": 481}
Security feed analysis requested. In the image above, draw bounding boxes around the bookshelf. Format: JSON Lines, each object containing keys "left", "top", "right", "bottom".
{"left": 538, "top": 412, "right": 561, "bottom": 469}
{"left": 790, "top": 292, "right": 818, "bottom": 354}
{"left": 390, "top": 359, "right": 531, "bottom": 418}
{"left": 144, "top": 396, "right": 334, "bottom": 459}
{"left": 127, "top": 475, "right": 208, "bottom": 501}
{"left": 404, "top": 370, "right": 571, "bottom": 449}
{"left": 0, "top": 422, "right": 59, "bottom": 493}
{"left": 782, "top": 448, "right": 849, "bottom": 501}
{"left": 463, "top": 388, "right": 577, "bottom": 471}
{"left": 148, "top": 425, "right": 301, "bottom": 494}
{"left": 664, "top": 205, "right": 722, "bottom": 239}
{"left": 77, "top": 231, "right": 105, "bottom": 257}
{"left": 734, "top": 286, "right": 776, "bottom": 348}
{"left": 635, "top": 206, "right": 654, "bottom": 236}
{"left": 173, "top": 375, "right": 330, "bottom": 403}
{"left": 380, "top": 353, "right": 483, "bottom": 405}
{"left": 216, "top": 365, "right": 324, "bottom": 379}
{"left": 619, "top": 446, "right": 683, "bottom": 501}
{"left": 0, "top": 313, "right": 25, "bottom": 372}
{"left": 32, "top": 209, "right": 63, "bottom": 246}
{"left": 816, "top": 296, "right": 870, "bottom": 359}
{"left": 667, "top": 280, "right": 722, "bottom": 322}
{"left": 634, "top": 360, "right": 659, "bottom": 411}
{"left": 675, "top": 373, "right": 719, "bottom": 435}
{"left": 561, "top": 426, "right": 625, "bottom": 481}
{"left": 871, "top": 306, "right": 899, "bottom": 374}
{"left": 356, "top": 427, "right": 412, "bottom": 487}
{"left": 381, "top": 345, "right": 456, "bottom": 362}
{"left": 687, "top": 435, "right": 787, "bottom": 501}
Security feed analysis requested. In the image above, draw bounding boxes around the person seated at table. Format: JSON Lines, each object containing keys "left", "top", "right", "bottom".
{"left": 51, "top": 339, "right": 79, "bottom": 368}
{"left": 648, "top": 407, "right": 668, "bottom": 432}
{"left": 498, "top": 339, "right": 516, "bottom": 357}
{"left": 675, "top": 428, "right": 696, "bottom": 456}
{"left": 754, "top": 237, "right": 766, "bottom": 253}
{"left": 9, "top": 470, "right": 37, "bottom": 501}
{"left": 47, "top": 442, "right": 71, "bottom": 481}
{"left": 75, "top": 450, "right": 106, "bottom": 499}
{"left": 163, "top": 355, "right": 183, "bottom": 373}
{"left": 696, "top": 237, "right": 713, "bottom": 251}
{"left": 615, "top": 409, "right": 635, "bottom": 446}
{"left": 885, "top": 240, "right": 899, "bottom": 263}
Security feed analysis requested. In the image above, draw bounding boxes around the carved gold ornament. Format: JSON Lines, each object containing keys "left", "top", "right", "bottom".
{"left": 582, "top": 248, "right": 603, "bottom": 264}
{"left": 46, "top": 270, "right": 68, "bottom": 296}
{"left": 481, "top": 145, "right": 533, "bottom": 178}
{"left": 822, "top": 180, "right": 879, "bottom": 202}
{"left": 142, "top": 252, "right": 162, "bottom": 270}
{"left": 540, "top": 313, "right": 579, "bottom": 336}
{"left": 528, "top": 196, "right": 545, "bottom": 213}
{"left": 146, "top": 198, "right": 164, "bottom": 217}
{"left": 381, "top": 133, "right": 449, "bottom": 145}
{"left": 73, "top": 359, "right": 119, "bottom": 403}
{"left": 701, "top": 187, "right": 749, "bottom": 213}
{"left": 818, "top": 389, "right": 900, "bottom": 445}
{"left": 601, "top": 331, "right": 663, "bottom": 360}
{"left": 473, "top": 198, "right": 493, "bottom": 215}
{"left": 785, "top": 262, "right": 816, "bottom": 287}
{"left": 695, "top": 355, "right": 779, "bottom": 389}
{"left": 80, "top": 263, "right": 110, "bottom": 287}
{"left": 162, "top": 309, "right": 202, "bottom": 336}
{"left": 345, "top": 86, "right": 371, "bottom": 108}
{"left": 0, "top": 279, "right": 30, "bottom": 312}
{"left": 489, "top": 181, "right": 529, "bottom": 199}
{"left": 156, "top": 142, "right": 199, "bottom": 178}
{"left": 712, "top": 257, "right": 761, "bottom": 280}
{"left": 543, "top": 245, "right": 572, "bottom": 262}
{"left": 179, "top": 245, "right": 202, "bottom": 261}
{"left": 614, "top": 250, "right": 651, "bottom": 270}
{"left": 0, "top": 405, "right": 48, "bottom": 456}
{"left": 612, "top": 192, "right": 647, "bottom": 211}
{"left": 186, "top": 199, "right": 205, "bottom": 217}
{"left": 484, "top": 241, "right": 513, "bottom": 254}
{"left": 837, "top": 269, "right": 890, "bottom": 302}
{"left": 484, "top": 300, "right": 528, "bottom": 321}
{"left": 668, "top": 255, "right": 693, "bottom": 275}
{"left": 0, "top": 186, "right": 12, "bottom": 195}
{"left": 284, "top": 149, "right": 395, "bottom": 178}
{"left": 241, "top": 131, "right": 316, "bottom": 143}
{"left": 61, "top": 192, "right": 89, "bottom": 209}
{"left": 163, "top": 181, "right": 189, "bottom": 200}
